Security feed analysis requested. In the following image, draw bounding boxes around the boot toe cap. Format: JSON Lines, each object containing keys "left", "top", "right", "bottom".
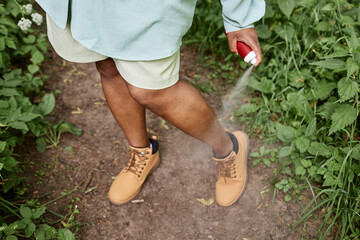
{"left": 215, "top": 180, "right": 245, "bottom": 206}
{"left": 108, "top": 174, "right": 141, "bottom": 205}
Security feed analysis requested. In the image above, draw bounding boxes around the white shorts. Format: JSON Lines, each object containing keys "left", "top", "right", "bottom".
{"left": 46, "top": 14, "right": 180, "bottom": 90}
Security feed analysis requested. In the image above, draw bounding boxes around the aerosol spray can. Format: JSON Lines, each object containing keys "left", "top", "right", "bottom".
{"left": 236, "top": 41, "right": 257, "bottom": 65}
{"left": 225, "top": 31, "right": 257, "bottom": 65}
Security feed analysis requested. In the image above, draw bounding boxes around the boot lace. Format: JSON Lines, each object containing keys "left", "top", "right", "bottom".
{"left": 217, "top": 156, "right": 237, "bottom": 182}
{"left": 123, "top": 149, "right": 149, "bottom": 178}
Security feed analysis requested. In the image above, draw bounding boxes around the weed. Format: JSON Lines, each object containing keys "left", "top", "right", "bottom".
{"left": 188, "top": 0, "right": 360, "bottom": 238}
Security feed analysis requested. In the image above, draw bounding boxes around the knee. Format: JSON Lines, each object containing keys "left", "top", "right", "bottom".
{"left": 127, "top": 86, "right": 157, "bottom": 106}
{"left": 95, "top": 58, "right": 119, "bottom": 80}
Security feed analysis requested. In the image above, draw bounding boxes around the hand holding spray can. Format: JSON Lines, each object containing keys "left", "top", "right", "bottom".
{"left": 236, "top": 41, "right": 257, "bottom": 65}
{"left": 225, "top": 31, "right": 257, "bottom": 65}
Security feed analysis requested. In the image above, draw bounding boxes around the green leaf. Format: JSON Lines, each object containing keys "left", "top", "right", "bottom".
{"left": 295, "top": 136, "right": 310, "bottom": 153}
{"left": 347, "top": 27, "right": 360, "bottom": 50}
{"left": 297, "top": 0, "right": 317, "bottom": 7}
{"left": 5, "top": 39, "right": 16, "bottom": 49}
{"left": 7, "top": 108, "right": 20, "bottom": 122}
{"left": 20, "top": 205, "right": 32, "bottom": 219}
{"left": 57, "top": 122, "right": 82, "bottom": 136}
{"left": 274, "top": 24, "right": 295, "bottom": 42}
{"left": 1, "top": 157, "right": 19, "bottom": 171}
{"left": 263, "top": 158, "right": 271, "bottom": 167}
{"left": 276, "top": 123, "right": 297, "bottom": 143}
{"left": 329, "top": 104, "right": 357, "bottom": 134}
{"left": 0, "top": 163, "right": 3, "bottom": 171}
{"left": 247, "top": 77, "right": 275, "bottom": 93}
{"left": 32, "top": 207, "right": 46, "bottom": 219}
{"left": 352, "top": 144, "right": 360, "bottom": 160}
{"left": 286, "top": 92, "right": 314, "bottom": 122}
{"left": 311, "top": 80, "right": 337, "bottom": 101}
{"left": 2, "top": 171, "right": 20, "bottom": 192}
{"left": 28, "top": 64, "right": 39, "bottom": 74}
{"left": 4, "top": 80, "right": 22, "bottom": 88}
{"left": 37, "top": 94, "right": 55, "bottom": 115}
{"left": 308, "top": 142, "right": 331, "bottom": 157}
{"left": 295, "top": 165, "right": 306, "bottom": 175}
{"left": 305, "top": 118, "right": 316, "bottom": 137}
{"left": 309, "top": 59, "right": 346, "bottom": 69}
{"left": 0, "top": 37, "right": 5, "bottom": 51}
{"left": 18, "top": 112, "right": 41, "bottom": 122}
{"left": 235, "top": 103, "right": 260, "bottom": 115}
{"left": 346, "top": 58, "right": 360, "bottom": 79}
{"left": 23, "top": 35, "right": 36, "bottom": 44}
{"left": 314, "top": 21, "right": 331, "bottom": 32}
{"left": 0, "top": 88, "right": 19, "bottom": 96}
{"left": 11, "top": 220, "right": 26, "bottom": 230}
{"left": 30, "top": 51, "right": 44, "bottom": 65}
{"left": 300, "top": 159, "right": 312, "bottom": 168}
{"left": 0, "top": 100, "right": 9, "bottom": 108}
{"left": 321, "top": 3, "right": 335, "bottom": 11}
{"left": 8, "top": 96, "right": 16, "bottom": 111}
{"left": 36, "top": 137, "right": 47, "bottom": 153}
{"left": 5, "top": 236, "right": 18, "bottom": 240}
{"left": 338, "top": 78, "right": 358, "bottom": 102}
{"left": 0, "top": 141, "right": 6, "bottom": 152}
{"left": 34, "top": 229, "right": 45, "bottom": 240}
{"left": 63, "top": 229, "right": 75, "bottom": 240}
{"left": 323, "top": 172, "right": 336, "bottom": 187}
{"left": 278, "top": 145, "right": 294, "bottom": 157}
{"left": 277, "top": 0, "right": 295, "bottom": 19}
{"left": 8, "top": 121, "right": 28, "bottom": 131}
{"left": 318, "top": 101, "right": 338, "bottom": 119}
{"left": 25, "top": 222, "right": 36, "bottom": 238}
{"left": 322, "top": 49, "right": 349, "bottom": 59}
{"left": 255, "top": 24, "right": 272, "bottom": 39}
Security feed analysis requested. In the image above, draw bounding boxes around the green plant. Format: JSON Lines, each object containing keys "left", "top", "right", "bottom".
{"left": 187, "top": 0, "right": 360, "bottom": 238}
{"left": 36, "top": 120, "right": 82, "bottom": 151}
{"left": 245, "top": 0, "right": 360, "bottom": 239}
{"left": 0, "top": 0, "right": 82, "bottom": 238}
{"left": 0, "top": 197, "right": 79, "bottom": 239}
{"left": 249, "top": 145, "right": 278, "bottom": 167}
{"left": 0, "top": 0, "right": 51, "bottom": 194}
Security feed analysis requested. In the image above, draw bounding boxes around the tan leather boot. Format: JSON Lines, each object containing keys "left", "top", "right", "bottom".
{"left": 108, "top": 139, "right": 160, "bottom": 205}
{"left": 213, "top": 131, "right": 249, "bottom": 207}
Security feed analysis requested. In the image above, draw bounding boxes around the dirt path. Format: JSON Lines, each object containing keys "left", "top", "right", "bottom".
{"left": 21, "top": 47, "right": 323, "bottom": 240}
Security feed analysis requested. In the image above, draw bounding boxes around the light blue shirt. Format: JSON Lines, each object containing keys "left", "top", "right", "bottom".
{"left": 36, "top": 0, "right": 265, "bottom": 61}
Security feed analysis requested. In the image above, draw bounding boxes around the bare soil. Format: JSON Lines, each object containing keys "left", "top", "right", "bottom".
{"left": 19, "top": 46, "right": 327, "bottom": 240}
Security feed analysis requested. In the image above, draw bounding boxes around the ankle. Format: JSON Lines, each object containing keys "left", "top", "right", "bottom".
{"left": 213, "top": 131, "right": 239, "bottom": 158}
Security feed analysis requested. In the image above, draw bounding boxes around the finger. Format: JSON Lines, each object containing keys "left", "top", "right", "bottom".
{"left": 227, "top": 34, "right": 238, "bottom": 55}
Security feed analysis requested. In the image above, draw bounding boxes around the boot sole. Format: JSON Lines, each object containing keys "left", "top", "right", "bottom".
{"left": 217, "top": 131, "right": 249, "bottom": 207}
{"left": 108, "top": 156, "right": 160, "bottom": 206}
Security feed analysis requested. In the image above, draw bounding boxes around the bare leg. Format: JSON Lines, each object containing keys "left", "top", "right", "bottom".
{"left": 95, "top": 58, "right": 149, "bottom": 148}
{"left": 126, "top": 80, "right": 233, "bottom": 157}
